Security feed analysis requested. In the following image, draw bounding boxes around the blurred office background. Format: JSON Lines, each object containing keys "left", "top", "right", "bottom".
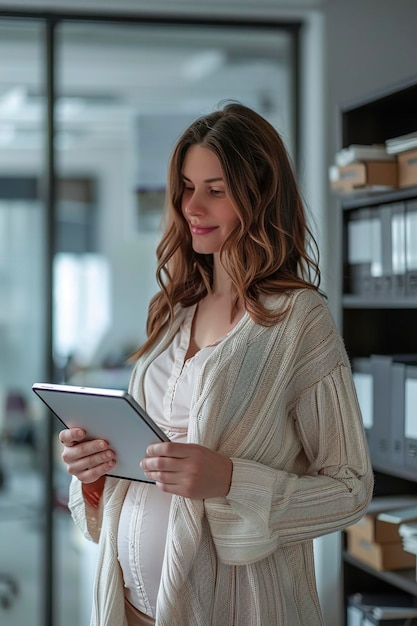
{"left": 0, "top": 1, "right": 416, "bottom": 625}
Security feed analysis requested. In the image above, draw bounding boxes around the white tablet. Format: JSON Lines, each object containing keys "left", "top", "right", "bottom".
{"left": 32, "top": 382, "right": 169, "bottom": 483}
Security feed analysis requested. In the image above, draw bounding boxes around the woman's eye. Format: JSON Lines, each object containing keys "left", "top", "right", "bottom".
{"left": 211, "top": 189, "right": 224, "bottom": 197}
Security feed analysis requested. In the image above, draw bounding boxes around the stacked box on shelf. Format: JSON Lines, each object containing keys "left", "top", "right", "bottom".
{"left": 398, "top": 149, "right": 417, "bottom": 188}
{"left": 331, "top": 161, "right": 398, "bottom": 193}
{"left": 345, "top": 496, "right": 417, "bottom": 571}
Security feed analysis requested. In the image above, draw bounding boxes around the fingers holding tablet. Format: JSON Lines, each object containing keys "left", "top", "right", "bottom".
{"left": 60, "top": 427, "right": 116, "bottom": 483}
{"left": 59, "top": 427, "right": 86, "bottom": 446}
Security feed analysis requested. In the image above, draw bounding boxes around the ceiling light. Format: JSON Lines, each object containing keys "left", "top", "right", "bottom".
{"left": 0, "top": 86, "right": 26, "bottom": 114}
{"left": 56, "top": 97, "right": 86, "bottom": 119}
{"left": 181, "top": 50, "right": 225, "bottom": 81}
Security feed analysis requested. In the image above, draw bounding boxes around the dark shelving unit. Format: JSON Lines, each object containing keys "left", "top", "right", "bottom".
{"left": 339, "top": 78, "right": 417, "bottom": 624}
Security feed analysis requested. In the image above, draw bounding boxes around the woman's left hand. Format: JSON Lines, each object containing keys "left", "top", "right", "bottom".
{"left": 140, "top": 442, "right": 233, "bottom": 499}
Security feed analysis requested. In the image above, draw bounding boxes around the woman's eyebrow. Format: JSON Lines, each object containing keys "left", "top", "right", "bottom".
{"left": 182, "top": 174, "right": 224, "bottom": 183}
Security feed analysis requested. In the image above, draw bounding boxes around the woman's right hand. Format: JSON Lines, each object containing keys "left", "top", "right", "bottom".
{"left": 59, "top": 427, "right": 116, "bottom": 484}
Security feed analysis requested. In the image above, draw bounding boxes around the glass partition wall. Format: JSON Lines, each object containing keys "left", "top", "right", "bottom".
{"left": 0, "top": 18, "right": 47, "bottom": 626}
{"left": 0, "top": 12, "right": 298, "bottom": 626}
{"left": 55, "top": 21, "right": 297, "bottom": 380}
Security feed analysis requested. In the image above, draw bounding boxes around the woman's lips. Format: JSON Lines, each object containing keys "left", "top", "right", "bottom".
{"left": 190, "top": 225, "right": 218, "bottom": 235}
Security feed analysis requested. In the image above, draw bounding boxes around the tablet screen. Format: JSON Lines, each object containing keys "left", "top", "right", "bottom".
{"left": 32, "top": 383, "right": 169, "bottom": 482}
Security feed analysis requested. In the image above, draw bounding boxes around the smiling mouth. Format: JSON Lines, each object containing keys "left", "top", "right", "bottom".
{"left": 190, "top": 225, "right": 218, "bottom": 235}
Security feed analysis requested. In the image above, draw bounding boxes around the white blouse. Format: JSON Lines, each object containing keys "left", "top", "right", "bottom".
{"left": 117, "top": 305, "right": 221, "bottom": 617}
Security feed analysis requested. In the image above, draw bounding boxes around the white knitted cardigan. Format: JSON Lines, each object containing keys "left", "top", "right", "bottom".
{"left": 69, "top": 288, "right": 373, "bottom": 626}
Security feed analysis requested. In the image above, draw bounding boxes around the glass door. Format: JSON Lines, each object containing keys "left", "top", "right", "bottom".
{"left": 55, "top": 19, "right": 296, "bottom": 624}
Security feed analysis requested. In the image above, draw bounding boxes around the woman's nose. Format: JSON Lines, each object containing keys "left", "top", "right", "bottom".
{"left": 183, "top": 190, "right": 205, "bottom": 216}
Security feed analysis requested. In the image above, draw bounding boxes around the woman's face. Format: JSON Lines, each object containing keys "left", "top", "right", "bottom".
{"left": 181, "top": 144, "right": 240, "bottom": 255}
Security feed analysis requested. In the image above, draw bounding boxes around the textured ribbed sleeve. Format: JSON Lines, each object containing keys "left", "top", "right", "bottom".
{"left": 205, "top": 363, "right": 371, "bottom": 565}
{"left": 203, "top": 291, "right": 373, "bottom": 565}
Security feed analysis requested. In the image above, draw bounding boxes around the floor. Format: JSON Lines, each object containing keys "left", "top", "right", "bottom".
{"left": 0, "top": 441, "right": 84, "bottom": 626}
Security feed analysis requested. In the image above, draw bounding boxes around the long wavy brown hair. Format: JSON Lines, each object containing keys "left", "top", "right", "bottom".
{"left": 131, "top": 102, "right": 321, "bottom": 360}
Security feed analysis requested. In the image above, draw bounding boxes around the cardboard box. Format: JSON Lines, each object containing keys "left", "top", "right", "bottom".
{"left": 346, "top": 530, "right": 416, "bottom": 571}
{"left": 348, "top": 513, "right": 400, "bottom": 544}
{"left": 346, "top": 496, "right": 417, "bottom": 543}
{"left": 330, "top": 161, "right": 398, "bottom": 192}
{"left": 398, "top": 148, "right": 417, "bottom": 188}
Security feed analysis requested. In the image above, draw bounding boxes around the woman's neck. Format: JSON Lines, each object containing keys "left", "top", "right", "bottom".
{"left": 211, "top": 254, "right": 233, "bottom": 297}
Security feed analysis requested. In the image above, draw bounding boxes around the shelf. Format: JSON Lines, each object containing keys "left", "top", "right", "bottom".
{"left": 341, "top": 185, "right": 417, "bottom": 210}
{"left": 372, "top": 462, "right": 417, "bottom": 484}
{"left": 340, "top": 77, "right": 417, "bottom": 619}
{"left": 342, "top": 295, "right": 417, "bottom": 309}
{"left": 343, "top": 552, "right": 417, "bottom": 596}
{"left": 342, "top": 307, "right": 417, "bottom": 357}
